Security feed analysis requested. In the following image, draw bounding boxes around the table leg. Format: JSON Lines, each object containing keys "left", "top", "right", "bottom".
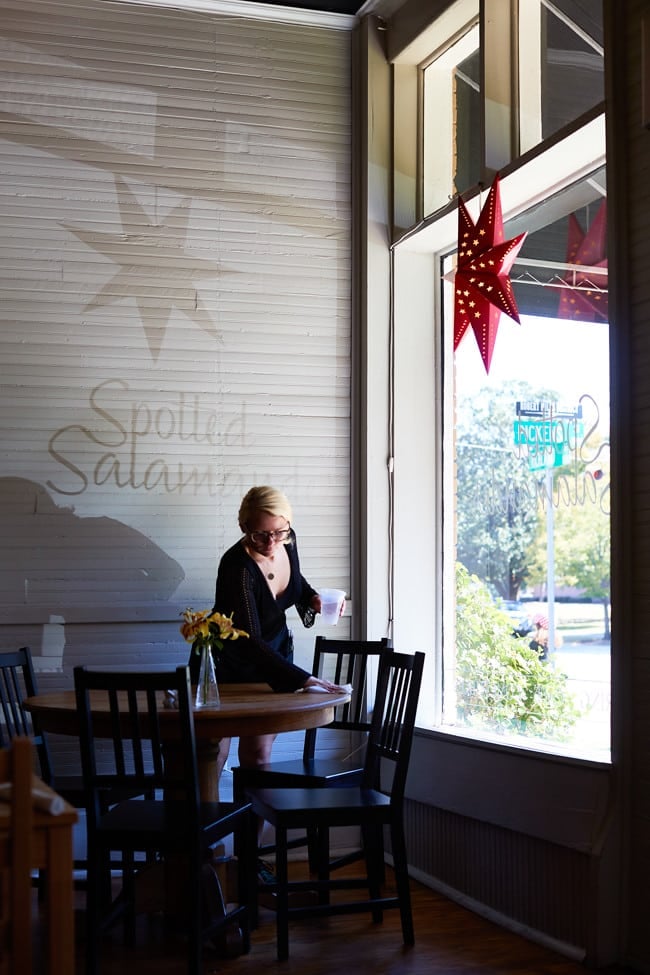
{"left": 161, "top": 737, "right": 229, "bottom": 922}
{"left": 163, "top": 738, "right": 223, "bottom": 801}
{"left": 195, "top": 739, "right": 223, "bottom": 802}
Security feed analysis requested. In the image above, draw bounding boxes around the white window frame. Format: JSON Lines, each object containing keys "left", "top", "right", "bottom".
{"left": 391, "top": 114, "right": 607, "bottom": 748}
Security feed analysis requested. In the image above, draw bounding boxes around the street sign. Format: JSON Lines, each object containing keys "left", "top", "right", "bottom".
{"left": 513, "top": 417, "right": 584, "bottom": 471}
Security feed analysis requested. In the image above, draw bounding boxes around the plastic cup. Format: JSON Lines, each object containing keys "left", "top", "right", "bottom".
{"left": 319, "top": 588, "right": 346, "bottom": 625}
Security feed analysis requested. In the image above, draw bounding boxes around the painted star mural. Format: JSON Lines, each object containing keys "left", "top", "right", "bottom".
{"left": 557, "top": 199, "right": 608, "bottom": 322}
{"left": 451, "top": 175, "right": 527, "bottom": 373}
{"left": 63, "top": 178, "right": 223, "bottom": 362}
{"left": 1, "top": 35, "right": 347, "bottom": 365}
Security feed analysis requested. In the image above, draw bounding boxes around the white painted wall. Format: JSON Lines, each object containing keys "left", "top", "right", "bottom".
{"left": 0, "top": 1, "right": 353, "bottom": 710}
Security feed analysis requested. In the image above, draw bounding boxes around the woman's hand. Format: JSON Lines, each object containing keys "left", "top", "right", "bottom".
{"left": 303, "top": 675, "right": 348, "bottom": 693}
{"left": 309, "top": 593, "right": 346, "bottom": 618}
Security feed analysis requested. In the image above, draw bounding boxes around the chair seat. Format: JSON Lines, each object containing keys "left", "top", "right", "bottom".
{"left": 238, "top": 757, "right": 364, "bottom": 788}
{"left": 50, "top": 774, "right": 86, "bottom": 802}
{"left": 53, "top": 776, "right": 142, "bottom": 804}
{"left": 247, "top": 786, "right": 391, "bottom": 827}
{"left": 97, "top": 798, "right": 250, "bottom": 846}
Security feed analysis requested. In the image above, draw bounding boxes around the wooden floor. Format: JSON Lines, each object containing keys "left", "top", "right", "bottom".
{"left": 41, "top": 865, "right": 634, "bottom": 975}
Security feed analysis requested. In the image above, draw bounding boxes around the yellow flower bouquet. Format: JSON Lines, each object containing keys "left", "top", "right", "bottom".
{"left": 180, "top": 608, "right": 248, "bottom": 707}
{"left": 180, "top": 607, "right": 248, "bottom": 654}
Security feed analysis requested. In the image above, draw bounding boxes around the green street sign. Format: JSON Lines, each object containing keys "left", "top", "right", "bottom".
{"left": 527, "top": 449, "right": 567, "bottom": 471}
{"left": 514, "top": 417, "right": 584, "bottom": 471}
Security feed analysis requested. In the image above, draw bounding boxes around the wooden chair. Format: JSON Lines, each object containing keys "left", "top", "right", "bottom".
{"left": 0, "top": 647, "right": 87, "bottom": 885}
{"left": 74, "top": 663, "right": 253, "bottom": 975}
{"left": 244, "top": 650, "right": 425, "bottom": 961}
{"left": 232, "top": 636, "right": 393, "bottom": 870}
{"left": 0, "top": 736, "right": 34, "bottom": 975}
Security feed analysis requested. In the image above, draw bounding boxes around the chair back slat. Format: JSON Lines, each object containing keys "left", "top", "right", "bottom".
{"left": 0, "top": 648, "right": 53, "bottom": 784}
{"left": 0, "top": 656, "right": 32, "bottom": 741}
{"left": 362, "top": 651, "right": 425, "bottom": 800}
{"left": 303, "top": 637, "right": 393, "bottom": 761}
{"left": 146, "top": 687, "right": 166, "bottom": 778}
{"left": 0, "top": 670, "right": 26, "bottom": 739}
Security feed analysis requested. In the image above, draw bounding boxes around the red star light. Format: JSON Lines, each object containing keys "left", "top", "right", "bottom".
{"left": 452, "top": 175, "right": 527, "bottom": 373}
{"left": 557, "top": 199, "right": 608, "bottom": 322}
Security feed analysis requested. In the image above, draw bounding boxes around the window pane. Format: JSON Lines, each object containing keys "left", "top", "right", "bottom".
{"left": 422, "top": 18, "right": 481, "bottom": 217}
{"left": 520, "top": 0, "right": 604, "bottom": 151}
{"left": 443, "top": 171, "right": 610, "bottom": 760}
{"left": 454, "top": 48, "right": 482, "bottom": 196}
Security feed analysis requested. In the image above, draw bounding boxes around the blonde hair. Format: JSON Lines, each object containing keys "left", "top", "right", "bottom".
{"left": 238, "top": 486, "right": 293, "bottom": 529}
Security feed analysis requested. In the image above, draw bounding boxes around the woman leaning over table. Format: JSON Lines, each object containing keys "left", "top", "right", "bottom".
{"left": 193, "top": 485, "right": 347, "bottom": 785}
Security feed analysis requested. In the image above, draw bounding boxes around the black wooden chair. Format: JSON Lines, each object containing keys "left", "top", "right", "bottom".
{"left": 232, "top": 636, "right": 393, "bottom": 871}
{"left": 0, "top": 647, "right": 88, "bottom": 884}
{"left": 244, "top": 650, "right": 425, "bottom": 961}
{"left": 74, "top": 663, "right": 253, "bottom": 975}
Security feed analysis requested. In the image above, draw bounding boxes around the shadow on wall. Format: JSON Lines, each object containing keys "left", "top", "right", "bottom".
{"left": 0, "top": 477, "right": 185, "bottom": 663}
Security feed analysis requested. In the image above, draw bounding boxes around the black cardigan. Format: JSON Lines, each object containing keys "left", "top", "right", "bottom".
{"left": 197, "top": 531, "right": 316, "bottom": 692}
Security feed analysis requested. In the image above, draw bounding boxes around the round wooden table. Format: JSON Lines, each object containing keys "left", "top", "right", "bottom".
{"left": 23, "top": 683, "right": 350, "bottom": 801}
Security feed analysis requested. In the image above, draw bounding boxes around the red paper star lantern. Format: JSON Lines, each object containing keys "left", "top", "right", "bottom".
{"left": 557, "top": 199, "right": 608, "bottom": 322}
{"left": 452, "top": 175, "right": 527, "bottom": 373}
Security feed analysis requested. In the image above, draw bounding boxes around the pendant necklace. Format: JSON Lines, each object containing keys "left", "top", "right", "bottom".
{"left": 246, "top": 543, "right": 275, "bottom": 581}
{"left": 257, "top": 555, "right": 275, "bottom": 580}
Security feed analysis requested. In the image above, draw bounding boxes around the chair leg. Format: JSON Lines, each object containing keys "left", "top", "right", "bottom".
{"left": 188, "top": 850, "right": 202, "bottom": 975}
{"left": 362, "top": 822, "right": 386, "bottom": 884}
{"left": 275, "top": 826, "right": 290, "bottom": 962}
{"left": 389, "top": 820, "right": 414, "bottom": 946}
{"left": 246, "top": 809, "right": 260, "bottom": 930}
{"left": 364, "top": 830, "right": 384, "bottom": 924}
{"left": 84, "top": 849, "right": 105, "bottom": 975}
{"left": 316, "top": 827, "right": 331, "bottom": 906}
{"left": 236, "top": 823, "right": 252, "bottom": 953}
{"left": 306, "top": 824, "right": 319, "bottom": 873}
{"left": 122, "top": 852, "right": 136, "bottom": 947}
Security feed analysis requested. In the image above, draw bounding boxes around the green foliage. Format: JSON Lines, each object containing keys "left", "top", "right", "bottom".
{"left": 454, "top": 563, "right": 581, "bottom": 740}
{"left": 455, "top": 381, "right": 550, "bottom": 600}
{"left": 542, "top": 499, "right": 609, "bottom": 601}
{"left": 529, "top": 496, "right": 611, "bottom": 637}
{"left": 455, "top": 381, "right": 610, "bottom": 614}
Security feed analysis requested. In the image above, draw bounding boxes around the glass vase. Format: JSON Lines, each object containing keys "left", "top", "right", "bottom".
{"left": 195, "top": 642, "right": 220, "bottom": 709}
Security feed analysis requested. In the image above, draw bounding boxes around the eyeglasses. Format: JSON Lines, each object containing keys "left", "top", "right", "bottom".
{"left": 247, "top": 526, "right": 291, "bottom": 544}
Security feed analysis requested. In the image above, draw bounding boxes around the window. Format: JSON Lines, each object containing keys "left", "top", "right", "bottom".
{"left": 519, "top": 0, "right": 604, "bottom": 152}
{"left": 441, "top": 168, "right": 610, "bottom": 760}
{"left": 389, "top": 0, "right": 608, "bottom": 759}
{"left": 421, "top": 0, "right": 604, "bottom": 220}
{"left": 422, "top": 14, "right": 480, "bottom": 216}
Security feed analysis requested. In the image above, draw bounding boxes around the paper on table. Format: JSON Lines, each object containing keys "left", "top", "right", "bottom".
{"left": 303, "top": 683, "right": 353, "bottom": 695}
{"left": 0, "top": 781, "right": 66, "bottom": 815}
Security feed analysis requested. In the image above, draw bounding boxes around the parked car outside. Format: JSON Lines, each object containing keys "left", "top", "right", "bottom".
{"left": 499, "top": 600, "right": 534, "bottom": 638}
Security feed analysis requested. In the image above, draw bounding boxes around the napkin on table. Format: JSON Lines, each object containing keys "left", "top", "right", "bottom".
{"left": 303, "top": 683, "right": 353, "bottom": 695}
